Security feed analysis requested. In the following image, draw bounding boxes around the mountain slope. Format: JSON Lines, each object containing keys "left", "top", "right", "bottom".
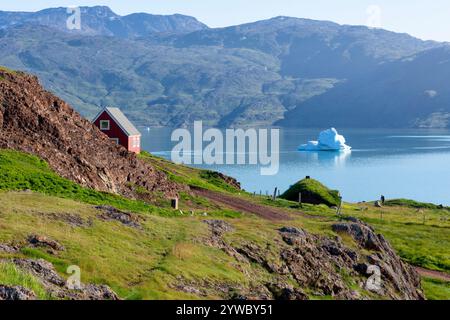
{"left": 278, "top": 45, "right": 450, "bottom": 128}
{"left": 0, "top": 6, "right": 207, "bottom": 37}
{"left": 0, "top": 7, "right": 447, "bottom": 127}
{"left": 171, "top": 16, "right": 438, "bottom": 78}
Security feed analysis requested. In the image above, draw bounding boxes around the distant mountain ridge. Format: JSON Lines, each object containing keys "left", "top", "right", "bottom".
{"left": 0, "top": 6, "right": 207, "bottom": 37}
{"left": 0, "top": 6, "right": 449, "bottom": 128}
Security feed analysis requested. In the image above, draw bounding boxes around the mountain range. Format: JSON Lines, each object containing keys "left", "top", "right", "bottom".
{"left": 0, "top": 6, "right": 449, "bottom": 128}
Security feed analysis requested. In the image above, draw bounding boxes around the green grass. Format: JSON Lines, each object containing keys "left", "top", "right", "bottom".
{"left": 0, "top": 66, "right": 17, "bottom": 81}
{"left": 280, "top": 178, "right": 340, "bottom": 207}
{"left": 138, "top": 151, "right": 242, "bottom": 194}
{"left": 0, "top": 262, "right": 50, "bottom": 299}
{"left": 385, "top": 199, "right": 449, "bottom": 211}
{"left": 341, "top": 202, "right": 450, "bottom": 273}
{"left": 0, "top": 66, "right": 15, "bottom": 73}
{"left": 1, "top": 148, "right": 448, "bottom": 299}
{"left": 198, "top": 171, "right": 240, "bottom": 193}
{"left": 421, "top": 278, "right": 450, "bottom": 300}
{"left": 251, "top": 194, "right": 450, "bottom": 277}
{"left": 0, "top": 192, "right": 266, "bottom": 299}
{"left": 0, "top": 149, "right": 174, "bottom": 215}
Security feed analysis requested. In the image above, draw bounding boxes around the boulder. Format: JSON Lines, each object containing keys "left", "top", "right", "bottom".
{"left": 27, "top": 235, "right": 65, "bottom": 252}
{"left": 0, "top": 285, "right": 36, "bottom": 300}
{"left": 10, "top": 258, "right": 120, "bottom": 300}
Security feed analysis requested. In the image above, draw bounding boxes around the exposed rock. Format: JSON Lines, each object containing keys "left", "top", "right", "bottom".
{"left": 202, "top": 218, "right": 424, "bottom": 300}
{"left": 203, "top": 219, "right": 234, "bottom": 236}
{"left": 0, "top": 285, "right": 36, "bottom": 300}
{"left": 202, "top": 220, "right": 246, "bottom": 263}
{"left": 9, "top": 258, "right": 119, "bottom": 300}
{"left": 27, "top": 234, "right": 65, "bottom": 252}
{"left": 13, "top": 259, "right": 66, "bottom": 287}
{"left": 332, "top": 218, "right": 424, "bottom": 300}
{"left": 201, "top": 171, "right": 241, "bottom": 190}
{"left": 0, "top": 69, "right": 183, "bottom": 200}
{"left": 95, "top": 205, "right": 144, "bottom": 229}
{"left": 41, "top": 212, "right": 93, "bottom": 228}
{"left": 278, "top": 227, "right": 353, "bottom": 298}
{"left": 0, "top": 244, "right": 19, "bottom": 253}
{"left": 68, "top": 284, "right": 120, "bottom": 300}
{"left": 235, "top": 243, "right": 283, "bottom": 274}
{"left": 171, "top": 275, "right": 272, "bottom": 300}
{"left": 332, "top": 219, "right": 383, "bottom": 251}
{"left": 266, "top": 281, "right": 308, "bottom": 300}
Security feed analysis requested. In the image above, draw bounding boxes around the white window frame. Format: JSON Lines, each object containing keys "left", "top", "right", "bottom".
{"left": 110, "top": 138, "right": 119, "bottom": 145}
{"left": 100, "top": 120, "right": 110, "bottom": 131}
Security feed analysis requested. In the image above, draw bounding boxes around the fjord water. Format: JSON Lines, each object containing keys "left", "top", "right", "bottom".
{"left": 142, "top": 128, "right": 450, "bottom": 205}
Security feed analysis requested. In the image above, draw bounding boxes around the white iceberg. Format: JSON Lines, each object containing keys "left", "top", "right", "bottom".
{"left": 299, "top": 128, "right": 351, "bottom": 151}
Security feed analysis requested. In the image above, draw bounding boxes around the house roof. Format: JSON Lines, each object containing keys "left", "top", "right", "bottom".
{"left": 93, "top": 107, "right": 141, "bottom": 136}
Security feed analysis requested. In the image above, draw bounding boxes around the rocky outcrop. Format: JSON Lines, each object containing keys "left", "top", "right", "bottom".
{"left": 27, "top": 234, "right": 65, "bottom": 253}
{"left": 0, "top": 69, "right": 181, "bottom": 199}
{"left": 0, "top": 285, "right": 36, "bottom": 300}
{"left": 332, "top": 217, "right": 424, "bottom": 300}
{"left": 0, "top": 244, "right": 19, "bottom": 253}
{"left": 9, "top": 259, "right": 119, "bottom": 300}
{"left": 201, "top": 171, "right": 241, "bottom": 190}
{"left": 96, "top": 205, "right": 144, "bottom": 229}
{"left": 201, "top": 218, "right": 424, "bottom": 300}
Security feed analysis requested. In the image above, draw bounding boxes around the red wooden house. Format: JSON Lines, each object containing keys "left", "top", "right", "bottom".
{"left": 93, "top": 107, "right": 141, "bottom": 154}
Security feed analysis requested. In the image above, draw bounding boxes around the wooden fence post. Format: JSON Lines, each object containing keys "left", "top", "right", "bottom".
{"left": 336, "top": 196, "right": 343, "bottom": 216}
{"left": 273, "top": 187, "right": 278, "bottom": 201}
{"left": 171, "top": 198, "right": 179, "bottom": 210}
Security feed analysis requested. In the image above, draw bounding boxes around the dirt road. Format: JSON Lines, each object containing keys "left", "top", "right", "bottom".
{"left": 415, "top": 267, "right": 450, "bottom": 282}
{"left": 192, "top": 187, "right": 292, "bottom": 221}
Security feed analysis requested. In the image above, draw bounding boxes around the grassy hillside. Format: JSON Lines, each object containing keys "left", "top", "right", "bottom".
{"left": 340, "top": 202, "right": 450, "bottom": 273}
{"left": 0, "top": 149, "right": 449, "bottom": 299}
{"left": 0, "top": 150, "right": 171, "bottom": 215}
{"left": 280, "top": 177, "right": 341, "bottom": 207}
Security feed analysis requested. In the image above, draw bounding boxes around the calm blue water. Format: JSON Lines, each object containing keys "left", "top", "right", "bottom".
{"left": 141, "top": 128, "right": 450, "bottom": 205}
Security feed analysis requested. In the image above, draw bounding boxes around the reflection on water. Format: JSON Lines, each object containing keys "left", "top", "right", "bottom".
{"left": 300, "top": 149, "right": 352, "bottom": 167}
{"left": 141, "top": 128, "right": 450, "bottom": 205}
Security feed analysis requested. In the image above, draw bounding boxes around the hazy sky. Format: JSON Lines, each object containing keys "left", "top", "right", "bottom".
{"left": 1, "top": 0, "right": 449, "bottom": 42}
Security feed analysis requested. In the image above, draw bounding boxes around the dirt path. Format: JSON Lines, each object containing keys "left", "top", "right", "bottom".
{"left": 415, "top": 267, "right": 450, "bottom": 282}
{"left": 192, "top": 187, "right": 292, "bottom": 221}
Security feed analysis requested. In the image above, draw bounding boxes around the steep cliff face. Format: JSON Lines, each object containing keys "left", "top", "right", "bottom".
{"left": 0, "top": 68, "right": 179, "bottom": 198}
